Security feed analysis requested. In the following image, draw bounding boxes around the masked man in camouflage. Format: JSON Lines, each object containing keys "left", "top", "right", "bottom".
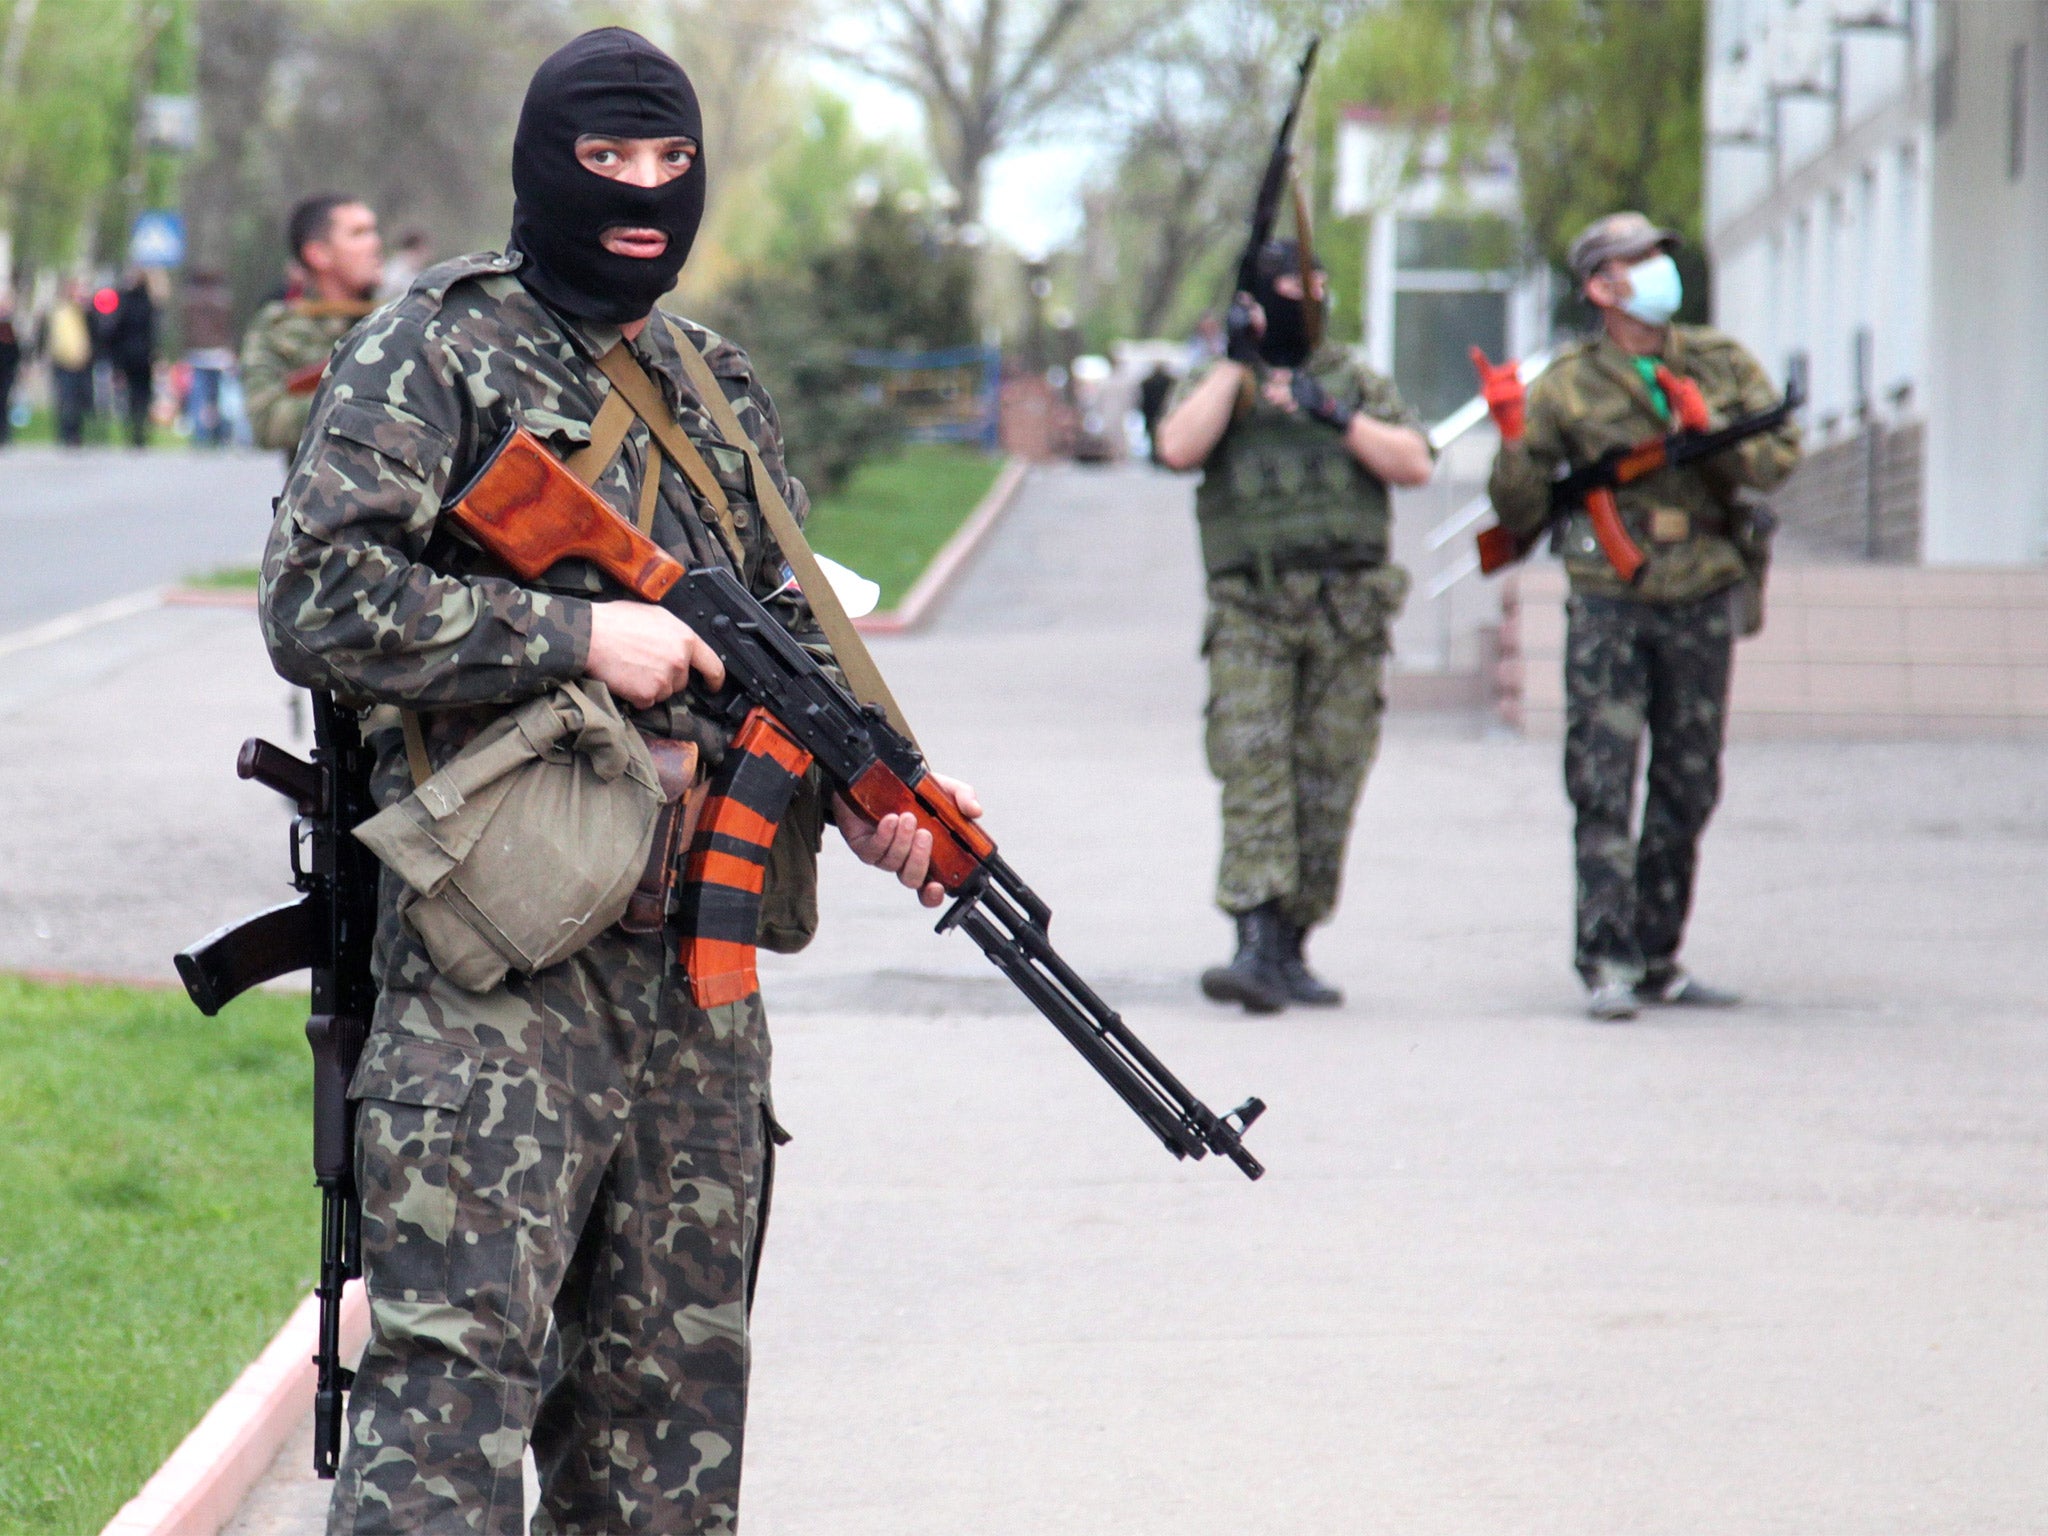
{"left": 1484, "top": 212, "right": 1801, "bottom": 1021}
{"left": 259, "top": 29, "right": 977, "bottom": 1534}
{"left": 1156, "top": 242, "right": 1435, "bottom": 1013}
{"left": 241, "top": 193, "right": 384, "bottom": 457}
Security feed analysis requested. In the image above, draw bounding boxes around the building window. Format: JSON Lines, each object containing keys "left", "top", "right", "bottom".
{"left": 2010, "top": 43, "right": 2029, "bottom": 180}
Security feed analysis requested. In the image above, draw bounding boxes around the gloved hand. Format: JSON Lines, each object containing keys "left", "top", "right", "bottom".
{"left": 1471, "top": 347, "right": 1525, "bottom": 442}
{"left": 1655, "top": 365, "right": 1711, "bottom": 433}
{"left": 1288, "top": 370, "right": 1354, "bottom": 433}
{"left": 1225, "top": 295, "right": 1263, "bottom": 367}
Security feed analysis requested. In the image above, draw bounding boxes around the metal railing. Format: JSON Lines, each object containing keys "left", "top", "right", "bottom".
{"left": 1390, "top": 351, "right": 1553, "bottom": 674}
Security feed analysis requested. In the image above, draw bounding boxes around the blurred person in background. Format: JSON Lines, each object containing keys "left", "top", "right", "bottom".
{"left": 0, "top": 293, "right": 19, "bottom": 446}
{"left": 241, "top": 192, "right": 383, "bottom": 458}
{"left": 181, "top": 268, "right": 236, "bottom": 446}
{"left": 1156, "top": 242, "right": 1435, "bottom": 1013}
{"left": 106, "top": 269, "right": 158, "bottom": 447}
{"left": 377, "top": 226, "right": 433, "bottom": 299}
{"left": 39, "top": 279, "right": 95, "bottom": 447}
{"left": 1483, "top": 212, "right": 1801, "bottom": 1021}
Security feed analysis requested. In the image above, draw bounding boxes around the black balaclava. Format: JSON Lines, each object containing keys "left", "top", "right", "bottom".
{"left": 1250, "top": 239, "right": 1324, "bottom": 369}
{"left": 510, "top": 28, "right": 706, "bottom": 326}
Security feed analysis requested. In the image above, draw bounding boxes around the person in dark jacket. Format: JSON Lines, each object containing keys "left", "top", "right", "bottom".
{"left": 105, "top": 270, "right": 157, "bottom": 447}
{"left": 0, "top": 294, "right": 20, "bottom": 446}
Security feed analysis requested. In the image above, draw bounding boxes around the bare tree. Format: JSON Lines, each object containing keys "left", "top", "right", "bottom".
{"left": 821, "top": 0, "right": 1166, "bottom": 224}
{"left": 1076, "top": 0, "right": 1296, "bottom": 339}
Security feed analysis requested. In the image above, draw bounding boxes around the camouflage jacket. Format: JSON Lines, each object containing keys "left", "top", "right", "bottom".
{"left": 1174, "top": 345, "right": 1426, "bottom": 581}
{"left": 258, "top": 250, "right": 832, "bottom": 801}
{"left": 239, "top": 297, "right": 378, "bottom": 455}
{"left": 1487, "top": 325, "right": 1802, "bottom": 603}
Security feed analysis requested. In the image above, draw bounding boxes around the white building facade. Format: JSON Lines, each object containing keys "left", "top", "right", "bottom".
{"left": 1708, "top": 0, "right": 2048, "bottom": 565}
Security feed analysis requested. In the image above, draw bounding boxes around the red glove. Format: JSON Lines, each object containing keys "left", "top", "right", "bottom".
{"left": 1471, "top": 347, "right": 1525, "bottom": 442}
{"left": 1656, "top": 365, "right": 1710, "bottom": 433}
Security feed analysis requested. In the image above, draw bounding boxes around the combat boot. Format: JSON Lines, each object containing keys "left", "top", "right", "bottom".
{"left": 1276, "top": 919, "right": 1343, "bottom": 1006}
{"left": 1200, "top": 903, "right": 1289, "bottom": 1014}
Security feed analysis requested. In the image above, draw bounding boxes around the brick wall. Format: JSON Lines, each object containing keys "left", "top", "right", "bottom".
{"left": 1768, "top": 420, "right": 1923, "bottom": 562}
{"left": 1502, "top": 562, "right": 2048, "bottom": 739}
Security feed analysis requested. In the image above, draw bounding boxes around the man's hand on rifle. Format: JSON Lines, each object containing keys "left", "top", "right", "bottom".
{"left": 835, "top": 775, "right": 983, "bottom": 908}
{"left": 586, "top": 600, "right": 727, "bottom": 708}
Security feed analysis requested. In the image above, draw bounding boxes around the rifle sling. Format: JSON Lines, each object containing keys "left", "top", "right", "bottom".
{"left": 662, "top": 316, "right": 919, "bottom": 747}
{"left": 591, "top": 342, "right": 744, "bottom": 562}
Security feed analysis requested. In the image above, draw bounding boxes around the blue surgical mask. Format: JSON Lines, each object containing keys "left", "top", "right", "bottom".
{"left": 1620, "top": 252, "right": 1682, "bottom": 326}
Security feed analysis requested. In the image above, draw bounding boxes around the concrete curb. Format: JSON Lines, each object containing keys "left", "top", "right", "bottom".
{"left": 100, "top": 1284, "right": 370, "bottom": 1536}
{"left": 165, "top": 587, "right": 260, "bottom": 610}
{"left": 854, "top": 458, "right": 1029, "bottom": 636}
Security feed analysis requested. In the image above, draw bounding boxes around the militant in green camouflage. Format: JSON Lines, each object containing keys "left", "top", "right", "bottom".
{"left": 260, "top": 249, "right": 823, "bottom": 1534}
{"left": 1173, "top": 347, "right": 1424, "bottom": 926}
{"left": 239, "top": 299, "right": 376, "bottom": 457}
{"left": 1564, "top": 590, "right": 1733, "bottom": 985}
{"left": 1486, "top": 325, "right": 1801, "bottom": 603}
{"left": 1204, "top": 563, "right": 1409, "bottom": 925}
{"left": 1487, "top": 322, "right": 1799, "bottom": 990}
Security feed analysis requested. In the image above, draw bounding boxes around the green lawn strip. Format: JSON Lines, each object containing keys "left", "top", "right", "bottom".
{"left": 801, "top": 443, "right": 1003, "bottom": 612}
{"left": 183, "top": 566, "right": 263, "bottom": 589}
{"left": 0, "top": 977, "right": 318, "bottom": 1535}
{"left": 4, "top": 403, "right": 182, "bottom": 450}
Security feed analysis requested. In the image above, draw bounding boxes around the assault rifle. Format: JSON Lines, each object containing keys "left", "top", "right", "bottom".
{"left": 174, "top": 696, "right": 380, "bottom": 1478}
{"left": 444, "top": 426, "right": 1268, "bottom": 1179}
{"left": 1477, "top": 358, "right": 1806, "bottom": 580}
{"left": 1231, "top": 38, "right": 1320, "bottom": 342}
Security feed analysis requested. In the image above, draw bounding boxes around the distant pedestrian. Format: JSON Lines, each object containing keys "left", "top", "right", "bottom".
{"left": 241, "top": 193, "right": 383, "bottom": 459}
{"left": 106, "top": 270, "right": 158, "bottom": 448}
{"left": 181, "top": 268, "right": 236, "bottom": 446}
{"left": 1138, "top": 362, "right": 1174, "bottom": 461}
{"left": 0, "top": 295, "right": 20, "bottom": 447}
{"left": 40, "top": 280, "right": 96, "bottom": 448}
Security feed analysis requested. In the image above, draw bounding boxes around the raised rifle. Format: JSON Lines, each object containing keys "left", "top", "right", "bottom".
{"left": 443, "top": 426, "right": 1268, "bottom": 1179}
{"left": 174, "top": 695, "right": 381, "bottom": 1477}
{"left": 1477, "top": 358, "right": 1807, "bottom": 580}
{"left": 1230, "top": 38, "right": 1320, "bottom": 343}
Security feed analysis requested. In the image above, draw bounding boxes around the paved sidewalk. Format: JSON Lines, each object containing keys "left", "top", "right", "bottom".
{"left": 21, "top": 463, "right": 2047, "bottom": 1533}
{"left": 0, "top": 446, "right": 281, "bottom": 632}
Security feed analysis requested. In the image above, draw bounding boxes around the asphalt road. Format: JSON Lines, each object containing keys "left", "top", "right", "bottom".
{"left": 10, "top": 462, "right": 2043, "bottom": 1534}
{"left": 0, "top": 445, "right": 282, "bottom": 634}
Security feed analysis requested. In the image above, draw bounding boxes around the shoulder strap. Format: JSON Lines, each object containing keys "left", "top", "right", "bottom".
{"left": 592, "top": 342, "right": 745, "bottom": 564}
{"left": 661, "top": 317, "right": 918, "bottom": 745}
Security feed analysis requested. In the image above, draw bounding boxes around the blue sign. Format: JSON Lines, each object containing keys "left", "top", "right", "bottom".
{"left": 129, "top": 210, "right": 185, "bottom": 269}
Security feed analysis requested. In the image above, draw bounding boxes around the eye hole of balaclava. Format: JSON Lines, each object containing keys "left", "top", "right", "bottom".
{"left": 510, "top": 27, "right": 706, "bottom": 326}
{"left": 1251, "top": 239, "right": 1322, "bottom": 370}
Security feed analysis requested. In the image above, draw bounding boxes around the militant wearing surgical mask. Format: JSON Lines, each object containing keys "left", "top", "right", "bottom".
{"left": 509, "top": 28, "right": 706, "bottom": 326}
{"left": 1619, "top": 252, "right": 1683, "bottom": 327}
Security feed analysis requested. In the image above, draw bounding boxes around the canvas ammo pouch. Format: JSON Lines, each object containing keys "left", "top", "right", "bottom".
{"left": 1728, "top": 495, "right": 1779, "bottom": 638}
{"left": 354, "top": 680, "right": 665, "bottom": 991}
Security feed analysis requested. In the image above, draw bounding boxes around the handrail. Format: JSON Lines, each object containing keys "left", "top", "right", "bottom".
{"left": 1420, "top": 349, "right": 1555, "bottom": 556}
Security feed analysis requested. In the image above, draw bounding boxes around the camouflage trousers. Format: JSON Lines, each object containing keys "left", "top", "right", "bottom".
{"left": 329, "top": 900, "right": 775, "bottom": 1536}
{"left": 1203, "top": 564, "right": 1409, "bottom": 927}
{"left": 1564, "top": 590, "right": 1734, "bottom": 985}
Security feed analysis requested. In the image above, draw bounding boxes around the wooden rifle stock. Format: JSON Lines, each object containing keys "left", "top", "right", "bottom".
{"left": 444, "top": 426, "right": 685, "bottom": 600}
{"left": 445, "top": 425, "right": 998, "bottom": 893}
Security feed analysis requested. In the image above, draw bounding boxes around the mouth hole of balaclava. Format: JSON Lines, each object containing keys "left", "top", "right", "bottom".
{"left": 510, "top": 28, "right": 708, "bottom": 326}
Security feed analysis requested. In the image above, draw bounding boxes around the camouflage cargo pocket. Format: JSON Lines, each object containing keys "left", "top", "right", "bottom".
{"left": 348, "top": 1033, "right": 480, "bottom": 1300}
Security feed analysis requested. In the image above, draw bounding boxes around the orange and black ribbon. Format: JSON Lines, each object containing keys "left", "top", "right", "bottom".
{"left": 677, "top": 708, "right": 815, "bottom": 1008}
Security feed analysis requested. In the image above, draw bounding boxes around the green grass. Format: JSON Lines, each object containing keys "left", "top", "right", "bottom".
{"left": 0, "top": 977, "right": 319, "bottom": 1534}
{"left": 803, "top": 443, "right": 1004, "bottom": 611}
{"left": 3, "top": 403, "right": 181, "bottom": 450}
{"left": 184, "top": 566, "right": 263, "bottom": 589}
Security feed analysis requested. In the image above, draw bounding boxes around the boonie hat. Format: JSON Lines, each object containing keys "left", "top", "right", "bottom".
{"left": 1567, "top": 211, "right": 1680, "bottom": 283}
